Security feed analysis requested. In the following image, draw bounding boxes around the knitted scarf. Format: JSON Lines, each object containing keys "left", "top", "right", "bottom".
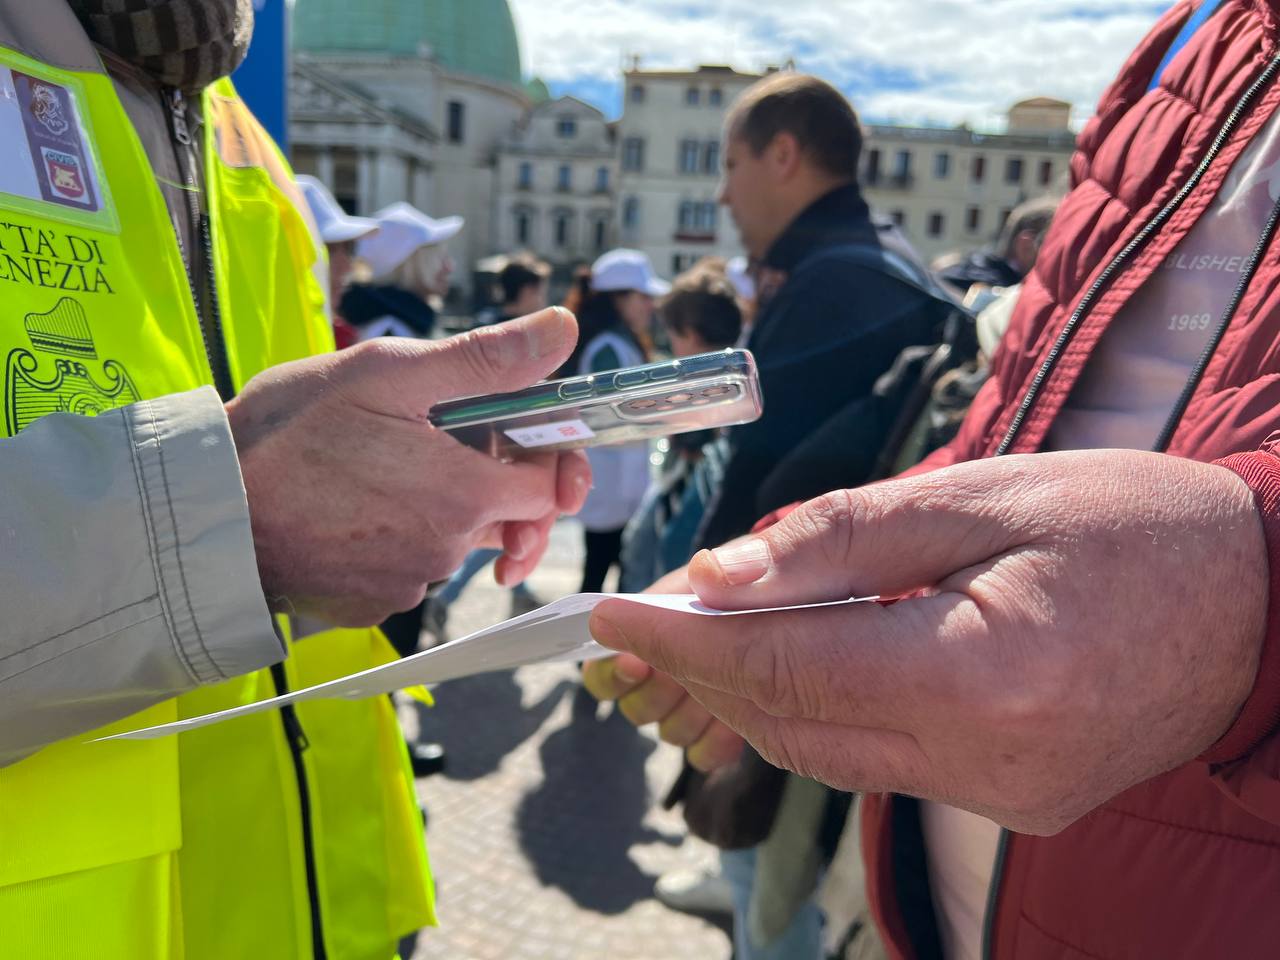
{"left": 68, "top": 0, "right": 253, "bottom": 93}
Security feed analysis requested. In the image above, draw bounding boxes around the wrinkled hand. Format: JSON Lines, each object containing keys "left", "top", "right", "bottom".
{"left": 582, "top": 555, "right": 746, "bottom": 772}
{"left": 227, "top": 307, "right": 590, "bottom": 626}
{"left": 589, "top": 450, "right": 1268, "bottom": 834}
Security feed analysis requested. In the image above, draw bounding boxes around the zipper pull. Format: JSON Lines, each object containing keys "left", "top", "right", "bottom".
{"left": 168, "top": 88, "right": 191, "bottom": 146}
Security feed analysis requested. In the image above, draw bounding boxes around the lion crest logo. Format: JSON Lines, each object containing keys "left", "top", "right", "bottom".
{"left": 29, "top": 82, "right": 69, "bottom": 136}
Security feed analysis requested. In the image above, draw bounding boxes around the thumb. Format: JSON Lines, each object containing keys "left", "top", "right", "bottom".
{"left": 348, "top": 307, "right": 578, "bottom": 417}
{"left": 689, "top": 457, "right": 1042, "bottom": 609}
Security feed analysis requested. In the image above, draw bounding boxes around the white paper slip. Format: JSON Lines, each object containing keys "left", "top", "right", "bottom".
{"left": 98, "top": 593, "right": 877, "bottom": 742}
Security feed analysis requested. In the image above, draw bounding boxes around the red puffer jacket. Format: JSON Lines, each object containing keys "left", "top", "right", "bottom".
{"left": 862, "top": 1, "right": 1280, "bottom": 957}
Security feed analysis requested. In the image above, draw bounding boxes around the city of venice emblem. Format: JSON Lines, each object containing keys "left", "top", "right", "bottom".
{"left": 5, "top": 297, "right": 139, "bottom": 434}
{"left": 41, "top": 148, "right": 88, "bottom": 203}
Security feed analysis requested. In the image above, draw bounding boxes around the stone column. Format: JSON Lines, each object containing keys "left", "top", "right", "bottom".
{"left": 315, "top": 148, "right": 335, "bottom": 190}
{"left": 356, "top": 149, "right": 373, "bottom": 217}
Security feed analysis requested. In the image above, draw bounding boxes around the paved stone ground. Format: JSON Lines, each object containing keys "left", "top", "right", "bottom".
{"left": 399, "top": 519, "right": 732, "bottom": 960}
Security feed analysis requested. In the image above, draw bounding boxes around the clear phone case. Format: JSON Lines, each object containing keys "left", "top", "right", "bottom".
{"left": 428, "top": 348, "right": 763, "bottom": 457}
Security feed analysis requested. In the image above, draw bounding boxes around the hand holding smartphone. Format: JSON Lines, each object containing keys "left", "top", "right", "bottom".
{"left": 428, "top": 348, "right": 764, "bottom": 458}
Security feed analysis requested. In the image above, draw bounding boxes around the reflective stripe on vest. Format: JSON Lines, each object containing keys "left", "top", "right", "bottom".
{"left": 0, "top": 50, "right": 433, "bottom": 960}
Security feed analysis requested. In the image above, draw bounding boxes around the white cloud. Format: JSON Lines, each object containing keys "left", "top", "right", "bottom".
{"left": 509, "top": 0, "right": 1172, "bottom": 128}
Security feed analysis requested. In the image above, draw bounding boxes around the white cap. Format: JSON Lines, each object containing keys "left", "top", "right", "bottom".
{"left": 295, "top": 175, "right": 379, "bottom": 245}
{"left": 726, "top": 255, "right": 755, "bottom": 302}
{"left": 357, "top": 202, "right": 465, "bottom": 278}
{"left": 591, "top": 248, "right": 671, "bottom": 297}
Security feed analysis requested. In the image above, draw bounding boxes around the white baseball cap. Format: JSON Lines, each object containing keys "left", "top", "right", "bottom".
{"left": 295, "top": 175, "right": 379, "bottom": 245}
{"left": 591, "top": 248, "right": 671, "bottom": 297}
{"left": 357, "top": 202, "right": 465, "bottom": 278}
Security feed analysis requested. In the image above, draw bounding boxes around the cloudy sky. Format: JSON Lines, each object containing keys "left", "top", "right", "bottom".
{"left": 509, "top": 0, "right": 1174, "bottom": 130}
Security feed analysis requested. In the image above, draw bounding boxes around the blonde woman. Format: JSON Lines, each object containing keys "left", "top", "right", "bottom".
{"left": 341, "top": 202, "right": 463, "bottom": 340}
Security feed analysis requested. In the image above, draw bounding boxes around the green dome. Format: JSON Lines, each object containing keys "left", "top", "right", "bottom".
{"left": 524, "top": 77, "right": 550, "bottom": 104}
{"left": 292, "top": 0, "right": 523, "bottom": 88}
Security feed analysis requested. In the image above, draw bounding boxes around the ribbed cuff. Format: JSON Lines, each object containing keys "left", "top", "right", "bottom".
{"left": 123, "top": 387, "right": 283, "bottom": 685}
{"left": 1203, "top": 450, "right": 1280, "bottom": 764}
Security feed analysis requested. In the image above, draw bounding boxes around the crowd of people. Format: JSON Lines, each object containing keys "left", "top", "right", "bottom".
{"left": 5, "top": 1, "right": 1280, "bottom": 960}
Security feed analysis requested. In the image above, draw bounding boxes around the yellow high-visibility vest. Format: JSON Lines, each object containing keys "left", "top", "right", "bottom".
{"left": 0, "top": 47, "right": 435, "bottom": 960}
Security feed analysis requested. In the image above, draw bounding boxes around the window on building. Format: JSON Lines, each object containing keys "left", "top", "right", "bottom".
{"left": 704, "top": 140, "right": 720, "bottom": 175}
{"left": 630, "top": 84, "right": 646, "bottom": 104}
{"left": 686, "top": 86, "right": 700, "bottom": 106}
{"left": 709, "top": 88, "right": 723, "bottom": 107}
{"left": 890, "top": 209, "right": 906, "bottom": 227}
{"left": 622, "top": 196, "right": 640, "bottom": 230}
{"left": 518, "top": 161, "right": 533, "bottom": 189}
{"left": 999, "top": 207, "right": 1013, "bottom": 229}
{"left": 595, "top": 166, "right": 609, "bottom": 192}
{"left": 515, "top": 210, "right": 531, "bottom": 245}
{"left": 556, "top": 116, "right": 578, "bottom": 138}
{"left": 447, "top": 100, "right": 465, "bottom": 144}
{"left": 971, "top": 155, "right": 986, "bottom": 183}
{"left": 935, "top": 152, "right": 951, "bottom": 179}
{"left": 594, "top": 218, "right": 607, "bottom": 251}
{"left": 893, "top": 150, "right": 912, "bottom": 183}
{"left": 557, "top": 164, "right": 571, "bottom": 191}
{"left": 1039, "top": 159, "right": 1054, "bottom": 186}
{"left": 672, "top": 253, "right": 684, "bottom": 275}
{"left": 865, "top": 148, "right": 882, "bottom": 185}
{"left": 698, "top": 201, "right": 717, "bottom": 232}
{"left": 679, "top": 139, "right": 701, "bottom": 174}
{"left": 1005, "top": 157, "right": 1024, "bottom": 184}
{"left": 928, "top": 212, "right": 945, "bottom": 238}
{"left": 678, "top": 200, "right": 694, "bottom": 231}
{"left": 966, "top": 206, "right": 982, "bottom": 234}
{"left": 623, "top": 137, "right": 645, "bottom": 172}
{"left": 554, "top": 211, "right": 571, "bottom": 248}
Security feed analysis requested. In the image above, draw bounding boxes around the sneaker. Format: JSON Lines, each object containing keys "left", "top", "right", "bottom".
{"left": 654, "top": 864, "right": 734, "bottom": 916}
{"left": 408, "top": 741, "right": 447, "bottom": 778}
{"left": 508, "top": 588, "right": 543, "bottom": 618}
{"left": 424, "top": 598, "right": 449, "bottom": 643}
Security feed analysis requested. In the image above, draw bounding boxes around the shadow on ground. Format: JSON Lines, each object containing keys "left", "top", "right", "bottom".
{"left": 416, "top": 670, "right": 573, "bottom": 781}
{"left": 515, "top": 689, "right": 683, "bottom": 915}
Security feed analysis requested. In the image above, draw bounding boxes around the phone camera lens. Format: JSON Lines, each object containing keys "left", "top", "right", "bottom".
{"left": 666, "top": 392, "right": 694, "bottom": 404}
{"left": 628, "top": 398, "right": 659, "bottom": 410}
{"left": 701, "top": 385, "right": 732, "bottom": 398}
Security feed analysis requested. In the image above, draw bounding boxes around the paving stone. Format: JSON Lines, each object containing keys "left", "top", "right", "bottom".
{"left": 401, "top": 520, "right": 731, "bottom": 960}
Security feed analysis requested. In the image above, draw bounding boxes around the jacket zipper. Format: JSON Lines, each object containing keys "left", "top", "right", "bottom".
{"left": 166, "top": 90, "right": 327, "bottom": 959}
{"left": 271, "top": 663, "right": 329, "bottom": 960}
{"left": 981, "top": 53, "right": 1280, "bottom": 960}
{"left": 165, "top": 88, "right": 234, "bottom": 400}
{"left": 994, "top": 53, "right": 1280, "bottom": 457}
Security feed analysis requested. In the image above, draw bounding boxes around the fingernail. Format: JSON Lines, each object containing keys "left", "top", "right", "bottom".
{"left": 615, "top": 656, "right": 647, "bottom": 684}
{"left": 709, "top": 539, "right": 771, "bottom": 585}
{"left": 591, "top": 614, "right": 624, "bottom": 649}
{"left": 573, "top": 472, "right": 590, "bottom": 500}
{"left": 526, "top": 306, "right": 571, "bottom": 359}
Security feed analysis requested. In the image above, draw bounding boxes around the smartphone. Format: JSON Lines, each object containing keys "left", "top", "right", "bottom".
{"left": 428, "top": 348, "right": 763, "bottom": 457}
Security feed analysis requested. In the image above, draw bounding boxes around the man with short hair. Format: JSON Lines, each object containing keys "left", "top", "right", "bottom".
{"left": 699, "top": 70, "right": 951, "bottom": 552}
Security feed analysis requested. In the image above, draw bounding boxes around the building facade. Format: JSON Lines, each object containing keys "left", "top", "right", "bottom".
{"left": 493, "top": 96, "right": 618, "bottom": 273}
{"left": 615, "top": 65, "right": 764, "bottom": 279}
{"left": 288, "top": 0, "right": 536, "bottom": 299}
{"left": 861, "top": 98, "right": 1076, "bottom": 263}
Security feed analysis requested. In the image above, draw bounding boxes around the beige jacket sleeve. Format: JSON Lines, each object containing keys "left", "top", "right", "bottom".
{"left": 0, "top": 386, "right": 283, "bottom": 766}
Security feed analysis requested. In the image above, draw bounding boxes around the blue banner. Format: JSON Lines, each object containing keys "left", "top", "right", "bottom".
{"left": 232, "top": 0, "right": 290, "bottom": 152}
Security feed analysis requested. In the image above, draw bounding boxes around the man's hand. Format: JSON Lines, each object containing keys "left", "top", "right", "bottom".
{"left": 582, "top": 556, "right": 746, "bottom": 772}
{"left": 588, "top": 450, "right": 1269, "bottom": 834}
{"left": 227, "top": 307, "right": 590, "bottom": 626}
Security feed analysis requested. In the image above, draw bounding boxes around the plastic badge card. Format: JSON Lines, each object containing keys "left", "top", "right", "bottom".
{"left": 99, "top": 593, "right": 876, "bottom": 742}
